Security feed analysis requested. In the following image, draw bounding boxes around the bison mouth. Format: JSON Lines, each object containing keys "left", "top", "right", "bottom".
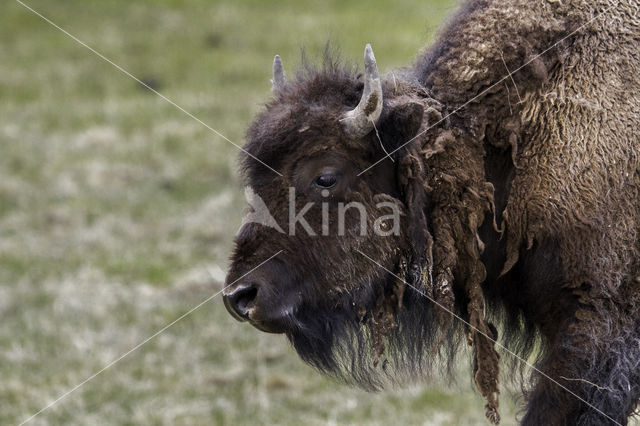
{"left": 222, "top": 283, "right": 291, "bottom": 334}
{"left": 223, "top": 257, "right": 301, "bottom": 334}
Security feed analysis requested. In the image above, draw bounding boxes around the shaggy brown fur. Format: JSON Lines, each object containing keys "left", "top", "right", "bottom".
{"left": 224, "top": 0, "right": 640, "bottom": 424}
{"left": 416, "top": 0, "right": 640, "bottom": 423}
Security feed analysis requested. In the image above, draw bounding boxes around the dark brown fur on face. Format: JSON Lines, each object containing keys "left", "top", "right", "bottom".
{"left": 224, "top": 1, "right": 640, "bottom": 424}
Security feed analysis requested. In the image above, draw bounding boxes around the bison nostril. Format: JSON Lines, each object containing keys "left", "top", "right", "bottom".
{"left": 225, "top": 283, "right": 259, "bottom": 320}
{"left": 234, "top": 286, "right": 257, "bottom": 314}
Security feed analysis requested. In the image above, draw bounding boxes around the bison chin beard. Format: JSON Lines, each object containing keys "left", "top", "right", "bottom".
{"left": 284, "top": 263, "right": 464, "bottom": 391}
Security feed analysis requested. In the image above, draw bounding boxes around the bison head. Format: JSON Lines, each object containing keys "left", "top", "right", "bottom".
{"left": 223, "top": 46, "right": 461, "bottom": 388}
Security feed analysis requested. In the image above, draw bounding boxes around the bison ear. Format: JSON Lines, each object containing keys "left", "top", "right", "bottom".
{"left": 379, "top": 101, "right": 424, "bottom": 150}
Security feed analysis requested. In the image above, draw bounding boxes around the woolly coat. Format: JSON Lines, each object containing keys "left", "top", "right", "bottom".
{"left": 413, "top": 0, "right": 639, "bottom": 423}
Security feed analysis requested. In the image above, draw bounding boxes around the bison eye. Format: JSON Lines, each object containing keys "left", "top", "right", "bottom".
{"left": 313, "top": 174, "right": 337, "bottom": 189}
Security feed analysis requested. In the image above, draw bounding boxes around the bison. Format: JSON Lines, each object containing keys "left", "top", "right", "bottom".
{"left": 222, "top": 0, "right": 640, "bottom": 424}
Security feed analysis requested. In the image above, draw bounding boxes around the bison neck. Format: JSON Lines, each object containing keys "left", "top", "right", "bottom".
{"left": 419, "top": 119, "right": 577, "bottom": 358}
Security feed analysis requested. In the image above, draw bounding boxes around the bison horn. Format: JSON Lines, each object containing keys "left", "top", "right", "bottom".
{"left": 272, "top": 55, "right": 286, "bottom": 92}
{"left": 341, "top": 44, "right": 383, "bottom": 139}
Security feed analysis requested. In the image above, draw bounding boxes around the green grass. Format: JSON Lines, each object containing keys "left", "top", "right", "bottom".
{"left": 0, "top": 0, "right": 612, "bottom": 424}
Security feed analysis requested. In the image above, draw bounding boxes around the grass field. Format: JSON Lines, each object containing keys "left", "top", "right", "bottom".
{"left": 5, "top": 0, "right": 631, "bottom": 425}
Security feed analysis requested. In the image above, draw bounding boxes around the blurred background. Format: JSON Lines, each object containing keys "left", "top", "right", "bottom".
{"left": 0, "top": 0, "right": 529, "bottom": 424}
